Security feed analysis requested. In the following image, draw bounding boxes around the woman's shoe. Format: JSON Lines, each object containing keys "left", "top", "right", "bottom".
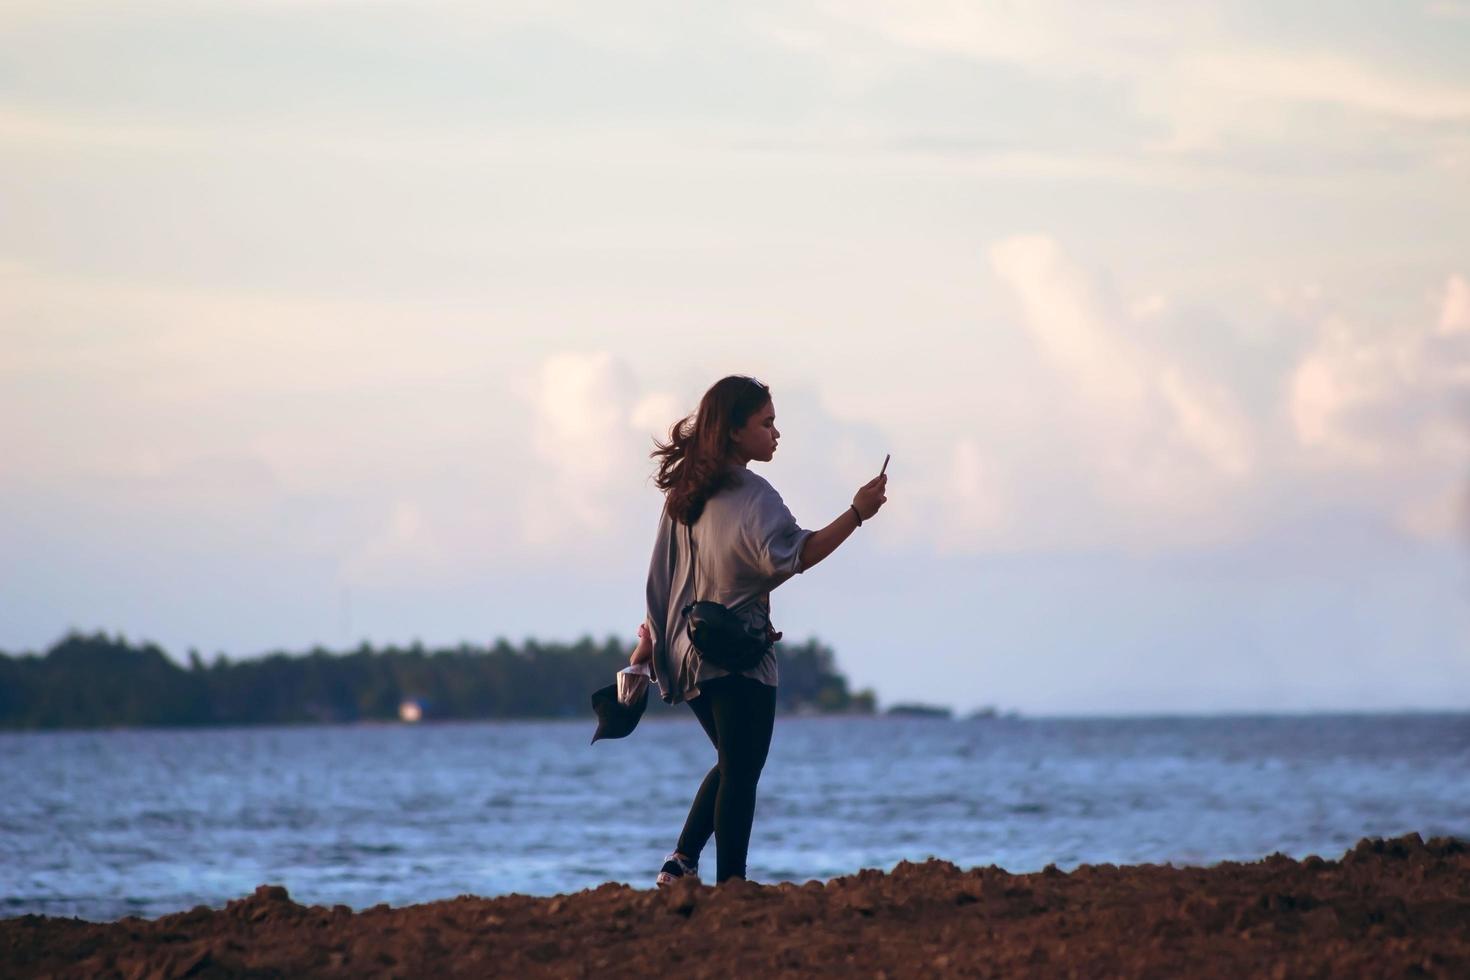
{"left": 655, "top": 852, "right": 700, "bottom": 887}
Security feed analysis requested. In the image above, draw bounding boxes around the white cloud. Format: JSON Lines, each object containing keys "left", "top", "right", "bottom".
{"left": 520, "top": 352, "right": 685, "bottom": 549}
{"left": 1157, "top": 367, "right": 1253, "bottom": 479}
{"left": 1286, "top": 275, "right": 1470, "bottom": 539}
{"left": 808, "top": 234, "right": 1275, "bottom": 557}
{"left": 0, "top": 262, "right": 531, "bottom": 522}
{"left": 1290, "top": 275, "right": 1470, "bottom": 468}
{"left": 629, "top": 391, "right": 681, "bottom": 444}
{"left": 1179, "top": 49, "right": 1470, "bottom": 124}
{"left": 523, "top": 352, "right": 636, "bottom": 543}
{"left": 973, "top": 242, "right": 1470, "bottom": 550}
{"left": 815, "top": 0, "right": 1198, "bottom": 75}
{"left": 531, "top": 353, "right": 636, "bottom": 487}
{"left": 988, "top": 235, "right": 1255, "bottom": 514}
{"left": 0, "top": 263, "right": 500, "bottom": 398}
{"left": 1426, "top": 1, "right": 1470, "bottom": 22}
{"left": 989, "top": 236, "right": 1150, "bottom": 419}
{"left": 1130, "top": 293, "right": 1168, "bottom": 319}
{"left": 1290, "top": 315, "right": 1387, "bottom": 465}
{"left": 814, "top": 1, "right": 1470, "bottom": 161}
{"left": 1441, "top": 274, "right": 1470, "bottom": 335}
{"left": 6, "top": 1, "right": 1466, "bottom": 185}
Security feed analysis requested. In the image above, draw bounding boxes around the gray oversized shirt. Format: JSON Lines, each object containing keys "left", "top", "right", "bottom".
{"left": 644, "top": 466, "right": 814, "bottom": 705}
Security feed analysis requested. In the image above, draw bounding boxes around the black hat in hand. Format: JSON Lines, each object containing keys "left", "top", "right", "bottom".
{"left": 590, "top": 682, "right": 649, "bottom": 743}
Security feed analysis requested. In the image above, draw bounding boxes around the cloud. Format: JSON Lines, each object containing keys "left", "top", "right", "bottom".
{"left": 1426, "top": 1, "right": 1470, "bottom": 22}
{"left": 1287, "top": 274, "right": 1470, "bottom": 543}
{"left": 1178, "top": 50, "right": 1470, "bottom": 124}
{"left": 989, "top": 236, "right": 1150, "bottom": 418}
{"left": 1441, "top": 274, "right": 1470, "bottom": 334}
{"left": 523, "top": 352, "right": 636, "bottom": 544}
{"left": 819, "top": 234, "right": 1280, "bottom": 558}
{"left": 813, "top": 1, "right": 1470, "bottom": 166}
{"left": 630, "top": 391, "right": 681, "bottom": 443}
{"left": 1283, "top": 274, "right": 1470, "bottom": 540}
{"left": 988, "top": 235, "right": 1255, "bottom": 520}
{"left": 519, "top": 351, "right": 686, "bottom": 550}
{"left": 0, "top": 263, "right": 501, "bottom": 399}
{"left": 6, "top": 0, "right": 1466, "bottom": 188}
{"left": 1289, "top": 275, "right": 1470, "bottom": 469}
{"left": 814, "top": 0, "right": 1198, "bottom": 75}
{"left": 971, "top": 240, "right": 1470, "bottom": 551}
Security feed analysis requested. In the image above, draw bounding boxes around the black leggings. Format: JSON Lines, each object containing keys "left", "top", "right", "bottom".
{"left": 675, "top": 674, "right": 777, "bottom": 883}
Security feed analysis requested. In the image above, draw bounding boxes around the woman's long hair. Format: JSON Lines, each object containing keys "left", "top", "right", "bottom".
{"left": 653, "top": 375, "right": 772, "bottom": 525}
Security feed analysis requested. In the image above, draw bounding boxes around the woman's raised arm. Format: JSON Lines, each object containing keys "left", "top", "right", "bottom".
{"left": 798, "top": 473, "right": 887, "bottom": 572}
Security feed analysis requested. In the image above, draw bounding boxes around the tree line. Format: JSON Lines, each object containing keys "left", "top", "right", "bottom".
{"left": 0, "top": 631, "right": 876, "bottom": 730}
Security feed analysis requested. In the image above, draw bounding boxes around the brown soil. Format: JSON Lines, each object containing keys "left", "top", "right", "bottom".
{"left": 4, "top": 834, "right": 1467, "bottom": 979}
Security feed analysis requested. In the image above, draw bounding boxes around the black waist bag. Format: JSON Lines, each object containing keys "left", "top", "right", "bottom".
{"left": 681, "top": 523, "right": 769, "bottom": 673}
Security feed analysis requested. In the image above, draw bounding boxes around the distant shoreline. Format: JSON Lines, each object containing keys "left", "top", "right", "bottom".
{"left": 0, "top": 631, "right": 875, "bottom": 731}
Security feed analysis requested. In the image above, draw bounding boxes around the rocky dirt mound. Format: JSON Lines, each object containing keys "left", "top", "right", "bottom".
{"left": 4, "top": 834, "right": 1468, "bottom": 978}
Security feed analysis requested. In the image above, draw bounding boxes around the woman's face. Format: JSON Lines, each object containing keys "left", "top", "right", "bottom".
{"left": 729, "top": 400, "right": 779, "bottom": 464}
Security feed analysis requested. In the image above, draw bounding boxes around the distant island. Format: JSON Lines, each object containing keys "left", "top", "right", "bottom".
{"left": 884, "top": 702, "right": 955, "bottom": 719}
{"left": 0, "top": 631, "right": 876, "bottom": 730}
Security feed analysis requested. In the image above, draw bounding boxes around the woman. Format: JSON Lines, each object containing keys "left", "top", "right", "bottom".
{"left": 628, "top": 375, "right": 888, "bottom": 885}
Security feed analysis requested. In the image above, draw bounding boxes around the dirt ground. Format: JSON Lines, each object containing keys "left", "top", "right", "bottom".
{"left": 4, "top": 833, "right": 1467, "bottom": 978}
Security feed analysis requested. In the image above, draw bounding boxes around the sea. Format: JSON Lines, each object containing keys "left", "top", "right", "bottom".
{"left": 2, "top": 713, "right": 1467, "bottom": 922}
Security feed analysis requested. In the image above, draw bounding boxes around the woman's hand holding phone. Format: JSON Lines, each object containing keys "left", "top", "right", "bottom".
{"left": 852, "top": 454, "right": 889, "bottom": 522}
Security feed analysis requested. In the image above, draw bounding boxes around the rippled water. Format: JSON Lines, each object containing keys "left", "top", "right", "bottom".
{"left": 2, "top": 713, "right": 1467, "bottom": 921}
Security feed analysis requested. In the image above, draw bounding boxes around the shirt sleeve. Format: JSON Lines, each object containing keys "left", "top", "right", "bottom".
{"left": 740, "top": 481, "right": 813, "bottom": 588}
{"left": 644, "top": 511, "right": 676, "bottom": 699}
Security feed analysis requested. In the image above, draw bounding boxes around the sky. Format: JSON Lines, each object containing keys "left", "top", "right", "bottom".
{"left": 2, "top": 0, "right": 1469, "bottom": 714}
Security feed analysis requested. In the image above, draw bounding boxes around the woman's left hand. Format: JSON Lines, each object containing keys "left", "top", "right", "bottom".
{"left": 630, "top": 623, "right": 653, "bottom": 665}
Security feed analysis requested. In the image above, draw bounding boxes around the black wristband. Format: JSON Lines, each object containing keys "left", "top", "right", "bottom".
{"left": 849, "top": 504, "right": 863, "bottom": 527}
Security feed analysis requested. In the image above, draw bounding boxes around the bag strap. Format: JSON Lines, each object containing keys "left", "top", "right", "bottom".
{"left": 684, "top": 520, "right": 701, "bottom": 604}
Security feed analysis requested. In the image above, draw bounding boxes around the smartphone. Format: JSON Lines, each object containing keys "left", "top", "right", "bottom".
{"left": 881, "top": 453, "right": 890, "bottom": 476}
